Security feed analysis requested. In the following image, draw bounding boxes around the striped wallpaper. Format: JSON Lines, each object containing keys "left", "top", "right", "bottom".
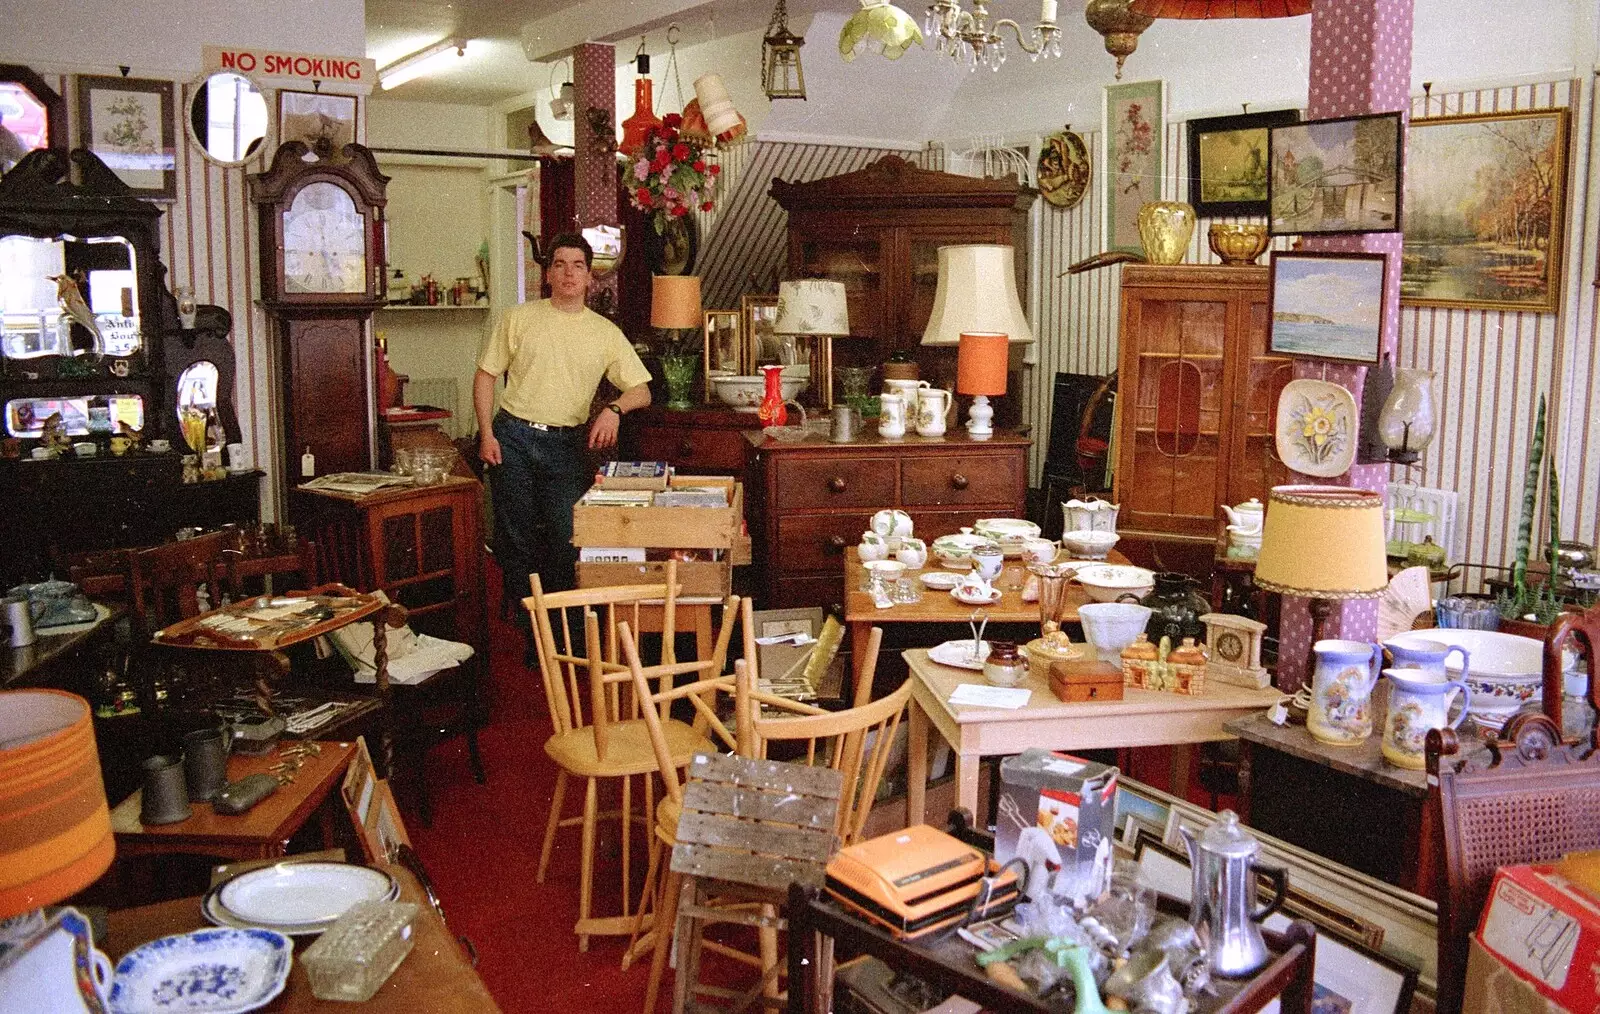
{"left": 929, "top": 75, "right": 1593, "bottom": 588}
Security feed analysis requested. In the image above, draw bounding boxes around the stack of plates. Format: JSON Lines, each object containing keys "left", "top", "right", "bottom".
{"left": 203, "top": 862, "right": 398, "bottom": 936}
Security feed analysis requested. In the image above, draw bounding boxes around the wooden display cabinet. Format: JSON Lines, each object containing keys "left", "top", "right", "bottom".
{"left": 1114, "top": 265, "right": 1292, "bottom": 549}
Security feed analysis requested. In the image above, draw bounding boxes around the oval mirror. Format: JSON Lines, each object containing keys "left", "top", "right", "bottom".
{"left": 175, "top": 360, "right": 219, "bottom": 450}
{"left": 187, "top": 72, "right": 268, "bottom": 166}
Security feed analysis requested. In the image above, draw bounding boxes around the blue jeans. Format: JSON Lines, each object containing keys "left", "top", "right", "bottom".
{"left": 488, "top": 410, "right": 587, "bottom": 600}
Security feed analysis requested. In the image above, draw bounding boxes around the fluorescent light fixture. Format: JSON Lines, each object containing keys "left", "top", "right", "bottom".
{"left": 379, "top": 36, "right": 470, "bottom": 90}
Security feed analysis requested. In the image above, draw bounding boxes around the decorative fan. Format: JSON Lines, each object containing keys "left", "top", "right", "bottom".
{"left": 1377, "top": 565, "right": 1434, "bottom": 641}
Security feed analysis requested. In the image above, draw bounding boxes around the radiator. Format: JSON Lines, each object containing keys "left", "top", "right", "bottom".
{"left": 401, "top": 377, "right": 463, "bottom": 437}
{"left": 1385, "top": 482, "right": 1460, "bottom": 559}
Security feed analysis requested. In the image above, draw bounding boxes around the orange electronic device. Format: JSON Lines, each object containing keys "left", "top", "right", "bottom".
{"left": 824, "top": 824, "right": 1020, "bottom": 939}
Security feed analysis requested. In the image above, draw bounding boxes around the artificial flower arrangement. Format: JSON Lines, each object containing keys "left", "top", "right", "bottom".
{"left": 627, "top": 113, "right": 721, "bottom": 230}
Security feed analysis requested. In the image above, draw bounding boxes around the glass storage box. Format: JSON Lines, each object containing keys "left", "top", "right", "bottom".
{"left": 302, "top": 899, "right": 418, "bottom": 1002}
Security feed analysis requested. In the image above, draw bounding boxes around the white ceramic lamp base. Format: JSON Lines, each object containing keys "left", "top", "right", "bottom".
{"left": 965, "top": 395, "right": 995, "bottom": 440}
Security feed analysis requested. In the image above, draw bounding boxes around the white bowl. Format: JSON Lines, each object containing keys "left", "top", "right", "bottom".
{"left": 1078, "top": 602, "right": 1154, "bottom": 663}
{"left": 1061, "top": 530, "right": 1120, "bottom": 561}
{"left": 974, "top": 518, "right": 1041, "bottom": 548}
{"left": 931, "top": 530, "right": 998, "bottom": 570}
{"left": 1075, "top": 564, "right": 1156, "bottom": 603}
{"left": 1384, "top": 628, "right": 1543, "bottom": 729}
{"left": 713, "top": 375, "right": 804, "bottom": 410}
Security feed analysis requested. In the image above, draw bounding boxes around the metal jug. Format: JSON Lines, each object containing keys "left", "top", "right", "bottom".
{"left": 1179, "top": 810, "right": 1286, "bottom": 978}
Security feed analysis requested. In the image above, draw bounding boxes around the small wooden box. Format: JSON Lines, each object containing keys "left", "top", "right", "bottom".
{"left": 1048, "top": 660, "right": 1125, "bottom": 703}
{"left": 572, "top": 477, "right": 744, "bottom": 551}
{"left": 575, "top": 559, "right": 731, "bottom": 598}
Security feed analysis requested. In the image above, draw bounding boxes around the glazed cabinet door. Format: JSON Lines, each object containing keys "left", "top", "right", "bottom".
{"left": 790, "top": 227, "right": 889, "bottom": 364}
{"left": 1224, "top": 293, "right": 1293, "bottom": 508}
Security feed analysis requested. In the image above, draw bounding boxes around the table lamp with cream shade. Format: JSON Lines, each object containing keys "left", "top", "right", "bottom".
{"left": 774, "top": 279, "right": 849, "bottom": 408}
{"left": 921, "top": 245, "right": 1034, "bottom": 348}
{"left": 0, "top": 689, "right": 114, "bottom": 938}
{"left": 651, "top": 275, "right": 703, "bottom": 410}
{"left": 956, "top": 331, "right": 1009, "bottom": 439}
{"left": 1253, "top": 485, "right": 1390, "bottom": 687}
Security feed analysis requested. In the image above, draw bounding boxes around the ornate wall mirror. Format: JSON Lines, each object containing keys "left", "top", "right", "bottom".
{"left": 175, "top": 360, "right": 218, "bottom": 450}
{"left": 187, "top": 71, "right": 269, "bottom": 166}
{"left": 0, "top": 65, "right": 65, "bottom": 174}
{"left": 0, "top": 233, "right": 143, "bottom": 362}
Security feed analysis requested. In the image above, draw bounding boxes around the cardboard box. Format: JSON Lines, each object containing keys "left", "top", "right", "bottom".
{"left": 575, "top": 560, "right": 731, "bottom": 598}
{"left": 995, "top": 750, "right": 1118, "bottom": 901}
{"left": 1465, "top": 936, "right": 1562, "bottom": 1013}
{"left": 1473, "top": 863, "right": 1600, "bottom": 1012}
{"left": 572, "top": 476, "right": 743, "bottom": 551}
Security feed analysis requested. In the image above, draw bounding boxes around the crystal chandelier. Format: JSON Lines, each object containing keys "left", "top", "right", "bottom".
{"left": 924, "top": 0, "right": 1063, "bottom": 70}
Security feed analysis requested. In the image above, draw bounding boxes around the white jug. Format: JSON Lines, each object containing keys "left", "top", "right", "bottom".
{"left": 878, "top": 392, "right": 907, "bottom": 439}
{"left": 883, "top": 378, "right": 930, "bottom": 405}
{"left": 915, "top": 388, "right": 954, "bottom": 437}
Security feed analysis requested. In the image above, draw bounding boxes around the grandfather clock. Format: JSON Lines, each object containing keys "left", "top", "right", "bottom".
{"left": 248, "top": 141, "right": 388, "bottom": 483}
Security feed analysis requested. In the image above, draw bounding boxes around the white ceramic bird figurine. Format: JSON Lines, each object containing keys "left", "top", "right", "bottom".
{"left": 49, "top": 273, "right": 103, "bottom": 360}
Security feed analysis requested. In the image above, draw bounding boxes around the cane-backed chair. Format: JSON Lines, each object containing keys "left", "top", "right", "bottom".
{"left": 1426, "top": 712, "right": 1600, "bottom": 1012}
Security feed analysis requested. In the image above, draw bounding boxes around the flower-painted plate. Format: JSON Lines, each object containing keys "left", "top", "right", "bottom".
{"left": 108, "top": 928, "right": 290, "bottom": 1014}
{"left": 1275, "top": 379, "right": 1357, "bottom": 478}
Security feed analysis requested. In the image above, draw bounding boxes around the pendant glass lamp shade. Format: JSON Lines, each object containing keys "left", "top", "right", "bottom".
{"left": 619, "top": 76, "right": 662, "bottom": 158}
{"left": 1377, "top": 368, "right": 1436, "bottom": 465}
{"left": 1129, "top": 0, "right": 1311, "bottom": 16}
{"left": 1253, "top": 485, "right": 1389, "bottom": 599}
{"left": 774, "top": 280, "right": 849, "bottom": 335}
{"left": 922, "top": 245, "right": 1034, "bottom": 346}
{"left": 0, "top": 690, "right": 114, "bottom": 918}
{"left": 650, "top": 275, "right": 703, "bottom": 330}
{"left": 840, "top": 0, "right": 926, "bottom": 61}
{"left": 763, "top": 0, "right": 807, "bottom": 100}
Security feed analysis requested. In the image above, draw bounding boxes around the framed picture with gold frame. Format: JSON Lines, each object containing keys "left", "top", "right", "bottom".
{"left": 702, "top": 309, "right": 742, "bottom": 405}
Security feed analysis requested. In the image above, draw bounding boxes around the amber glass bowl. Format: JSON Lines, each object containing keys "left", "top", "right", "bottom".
{"left": 1208, "top": 223, "right": 1270, "bottom": 265}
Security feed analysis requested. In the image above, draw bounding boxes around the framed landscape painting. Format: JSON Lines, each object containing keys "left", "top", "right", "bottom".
{"left": 1268, "top": 112, "right": 1402, "bottom": 235}
{"left": 1103, "top": 79, "right": 1165, "bottom": 255}
{"left": 1402, "top": 108, "right": 1570, "bottom": 312}
{"left": 1268, "top": 251, "right": 1387, "bottom": 364}
{"left": 1187, "top": 108, "right": 1299, "bottom": 217}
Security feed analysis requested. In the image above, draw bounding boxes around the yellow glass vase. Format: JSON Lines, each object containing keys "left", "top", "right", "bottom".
{"left": 1137, "top": 201, "right": 1196, "bottom": 265}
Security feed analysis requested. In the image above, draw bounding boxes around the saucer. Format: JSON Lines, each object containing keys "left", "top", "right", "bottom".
{"left": 920, "top": 571, "right": 961, "bottom": 590}
{"left": 950, "top": 588, "right": 1003, "bottom": 606}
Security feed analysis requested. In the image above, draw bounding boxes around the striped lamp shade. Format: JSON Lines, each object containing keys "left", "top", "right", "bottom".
{"left": 1129, "top": 0, "right": 1311, "bottom": 15}
{"left": 0, "top": 690, "right": 114, "bottom": 918}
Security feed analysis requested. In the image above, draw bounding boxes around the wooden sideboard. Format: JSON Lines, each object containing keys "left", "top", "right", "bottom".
{"left": 744, "top": 430, "right": 1030, "bottom": 610}
{"left": 622, "top": 405, "right": 762, "bottom": 476}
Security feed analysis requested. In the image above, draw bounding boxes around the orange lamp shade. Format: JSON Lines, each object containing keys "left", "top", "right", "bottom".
{"left": 650, "top": 275, "right": 703, "bottom": 329}
{"left": 0, "top": 690, "right": 114, "bottom": 918}
{"left": 956, "top": 331, "right": 1009, "bottom": 397}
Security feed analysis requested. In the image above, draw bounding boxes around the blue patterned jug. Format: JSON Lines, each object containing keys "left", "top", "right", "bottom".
{"left": 1308, "top": 639, "right": 1380, "bottom": 746}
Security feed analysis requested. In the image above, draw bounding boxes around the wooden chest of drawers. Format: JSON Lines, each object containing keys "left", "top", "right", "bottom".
{"left": 623, "top": 406, "right": 762, "bottom": 476}
{"left": 746, "top": 431, "right": 1031, "bottom": 610}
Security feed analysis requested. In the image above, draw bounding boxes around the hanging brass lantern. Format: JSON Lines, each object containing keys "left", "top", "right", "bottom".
{"left": 1085, "top": 0, "right": 1155, "bottom": 79}
{"left": 762, "top": 0, "right": 807, "bottom": 100}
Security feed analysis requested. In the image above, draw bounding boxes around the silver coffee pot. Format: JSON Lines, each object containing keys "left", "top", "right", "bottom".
{"left": 1179, "top": 810, "right": 1286, "bottom": 978}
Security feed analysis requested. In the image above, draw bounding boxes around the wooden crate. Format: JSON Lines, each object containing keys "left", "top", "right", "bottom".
{"left": 575, "top": 559, "right": 731, "bottom": 598}
{"left": 571, "top": 476, "right": 745, "bottom": 551}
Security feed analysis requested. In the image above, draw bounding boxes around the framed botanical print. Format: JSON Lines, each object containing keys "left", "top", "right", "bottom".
{"left": 277, "top": 89, "right": 357, "bottom": 156}
{"left": 76, "top": 74, "right": 177, "bottom": 199}
{"left": 1268, "top": 251, "right": 1387, "bottom": 364}
{"left": 1402, "top": 108, "right": 1570, "bottom": 312}
{"left": 1268, "top": 112, "right": 1402, "bottom": 235}
{"left": 702, "top": 309, "right": 742, "bottom": 404}
{"left": 0, "top": 64, "right": 67, "bottom": 171}
{"left": 1102, "top": 79, "right": 1165, "bottom": 255}
{"left": 1186, "top": 108, "right": 1299, "bottom": 217}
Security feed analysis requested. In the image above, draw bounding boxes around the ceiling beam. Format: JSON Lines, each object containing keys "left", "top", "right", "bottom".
{"left": 519, "top": 0, "right": 716, "bottom": 63}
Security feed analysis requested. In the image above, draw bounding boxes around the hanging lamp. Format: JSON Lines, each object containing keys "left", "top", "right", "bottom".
{"left": 839, "top": 0, "right": 925, "bottom": 61}
{"left": 618, "top": 44, "right": 663, "bottom": 158}
{"left": 762, "top": 0, "right": 807, "bottom": 99}
{"left": 1084, "top": 0, "right": 1155, "bottom": 78}
{"left": 1129, "top": 0, "right": 1310, "bottom": 16}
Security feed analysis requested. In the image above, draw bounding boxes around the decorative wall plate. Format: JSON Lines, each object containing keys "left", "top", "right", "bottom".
{"left": 1037, "top": 129, "right": 1091, "bottom": 209}
{"left": 1275, "top": 379, "right": 1357, "bottom": 478}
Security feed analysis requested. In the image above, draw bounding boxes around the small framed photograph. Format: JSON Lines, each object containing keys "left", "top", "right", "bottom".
{"left": 340, "top": 735, "right": 378, "bottom": 829}
{"left": 277, "top": 90, "right": 357, "bottom": 154}
{"left": 76, "top": 74, "right": 176, "bottom": 199}
{"left": 702, "top": 309, "right": 742, "bottom": 404}
{"left": 0, "top": 64, "right": 67, "bottom": 171}
{"left": 369, "top": 781, "right": 411, "bottom": 863}
{"left": 1186, "top": 108, "right": 1299, "bottom": 217}
{"left": 1268, "top": 111, "right": 1402, "bottom": 235}
{"left": 1268, "top": 251, "right": 1388, "bottom": 364}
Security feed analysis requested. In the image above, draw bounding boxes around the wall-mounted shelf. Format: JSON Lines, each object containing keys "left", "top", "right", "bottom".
{"left": 378, "top": 304, "right": 490, "bottom": 312}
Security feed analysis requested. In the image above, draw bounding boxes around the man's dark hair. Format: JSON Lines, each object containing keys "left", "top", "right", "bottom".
{"left": 546, "top": 232, "right": 593, "bottom": 269}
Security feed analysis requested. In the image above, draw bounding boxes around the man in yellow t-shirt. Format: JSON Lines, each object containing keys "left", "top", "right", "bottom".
{"left": 473, "top": 233, "right": 651, "bottom": 603}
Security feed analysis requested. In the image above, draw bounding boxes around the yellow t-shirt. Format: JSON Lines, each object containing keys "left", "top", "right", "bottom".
{"left": 477, "top": 299, "right": 652, "bottom": 426}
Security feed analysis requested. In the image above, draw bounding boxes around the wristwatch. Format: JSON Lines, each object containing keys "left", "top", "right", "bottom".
{"left": 605, "top": 403, "right": 623, "bottom": 417}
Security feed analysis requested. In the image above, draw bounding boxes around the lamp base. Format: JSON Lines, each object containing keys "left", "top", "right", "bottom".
{"left": 965, "top": 395, "right": 995, "bottom": 440}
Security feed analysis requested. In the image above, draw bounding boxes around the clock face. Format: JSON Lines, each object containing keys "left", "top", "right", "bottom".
{"left": 1217, "top": 631, "right": 1245, "bottom": 663}
{"left": 282, "top": 181, "right": 367, "bottom": 295}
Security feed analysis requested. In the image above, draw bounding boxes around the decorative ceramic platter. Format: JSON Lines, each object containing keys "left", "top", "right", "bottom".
{"left": 108, "top": 928, "right": 290, "bottom": 1014}
{"left": 200, "top": 874, "right": 396, "bottom": 936}
{"left": 929, "top": 640, "right": 992, "bottom": 670}
{"left": 1275, "top": 379, "right": 1357, "bottom": 478}
{"left": 1037, "top": 129, "right": 1091, "bottom": 210}
{"left": 217, "top": 863, "right": 395, "bottom": 928}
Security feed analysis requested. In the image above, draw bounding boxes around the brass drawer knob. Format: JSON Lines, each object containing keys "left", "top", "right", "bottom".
{"left": 678, "top": 439, "right": 694, "bottom": 457}
{"left": 826, "top": 535, "right": 847, "bottom": 553}
{"left": 828, "top": 476, "right": 847, "bottom": 493}
{"left": 951, "top": 473, "right": 970, "bottom": 490}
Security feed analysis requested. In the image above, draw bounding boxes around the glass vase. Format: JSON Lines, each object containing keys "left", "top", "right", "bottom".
{"left": 660, "top": 352, "right": 699, "bottom": 411}
{"left": 1136, "top": 201, "right": 1196, "bottom": 265}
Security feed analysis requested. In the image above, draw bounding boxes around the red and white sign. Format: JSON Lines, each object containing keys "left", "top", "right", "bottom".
{"left": 203, "top": 46, "right": 376, "bottom": 90}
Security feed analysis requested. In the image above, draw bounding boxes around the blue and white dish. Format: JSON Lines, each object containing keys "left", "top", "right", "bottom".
{"left": 108, "top": 928, "right": 290, "bottom": 1014}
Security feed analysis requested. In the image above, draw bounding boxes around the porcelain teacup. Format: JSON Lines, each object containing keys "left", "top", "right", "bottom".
{"left": 895, "top": 538, "right": 928, "bottom": 569}
{"left": 859, "top": 532, "right": 889, "bottom": 562}
{"left": 1020, "top": 538, "right": 1058, "bottom": 567}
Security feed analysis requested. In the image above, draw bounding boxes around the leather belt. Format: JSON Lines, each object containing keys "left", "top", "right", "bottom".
{"left": 498, "top": 410, "right": 582, "bottom": 432}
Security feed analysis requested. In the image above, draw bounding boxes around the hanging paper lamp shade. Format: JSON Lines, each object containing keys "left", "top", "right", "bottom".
{"left": 619, "top": 77, "right": 663, "bottom": 158}
{"left": 1129, "top": 0, "right": 1311, "bottom": 16}
{"left": 693, "top": 74, "right": 746, "bottom": 143}
{"left": 839, "top": 0, "right": 924, "bottom": 61}
{"left": 679, "top": 99, "right": 712, "bottom": 145}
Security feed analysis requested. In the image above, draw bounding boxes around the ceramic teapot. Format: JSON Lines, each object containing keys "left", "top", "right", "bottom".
{"left": 1381, "top": 668, "right": 1471, "bottom": 770}
{"left": 1307, "top": 639, "right": 1381, "bottom": 746}
{"left": 953, "top": 571, "right": 997, "bottom": 603}
{"left": 1139, "top": 573, "right": 1211, "bottom": 645}
{"left": 1222, "top": 498, "right": 1264, "bottom": 536}
{"left": 1063, "top": 497, "right": 1120, "bottom": 534}
{"left": 1180, "top": 811, "right": 1286, "bottom": 978}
